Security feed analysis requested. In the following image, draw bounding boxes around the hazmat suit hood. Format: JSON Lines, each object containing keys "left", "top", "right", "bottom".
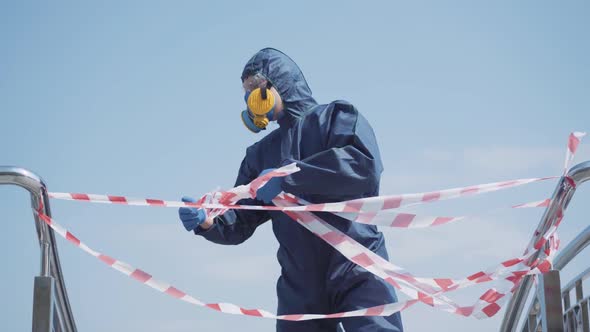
{"left": 241, "top": 48, "right": 318, "bottom": 119}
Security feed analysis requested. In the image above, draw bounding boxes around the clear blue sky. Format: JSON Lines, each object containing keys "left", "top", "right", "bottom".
{"left": 1, "top": 1, "right": 589, "bottom": 331}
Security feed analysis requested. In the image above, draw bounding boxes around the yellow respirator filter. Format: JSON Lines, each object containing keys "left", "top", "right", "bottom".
{"left": 247, "top": 88, "right": 276, "bottom": 128}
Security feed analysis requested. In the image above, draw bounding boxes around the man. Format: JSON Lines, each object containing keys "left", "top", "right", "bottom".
{"left": 179, "top": 48, "right": 403, "bottom": 332}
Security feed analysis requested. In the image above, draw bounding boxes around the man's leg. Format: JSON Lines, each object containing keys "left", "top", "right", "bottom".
{"left": 277, "top": 318, "right": 338, "bottom": 332}
{"left": 333, "top": 275, "right": 403, "bottom": 332}
{"left": 276, "top": 276, "right": 338, "bottom": 332}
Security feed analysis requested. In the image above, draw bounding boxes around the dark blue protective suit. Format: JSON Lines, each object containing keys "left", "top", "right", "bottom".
{"left": 195, "top": 48, "right": 403, "bottom": 332}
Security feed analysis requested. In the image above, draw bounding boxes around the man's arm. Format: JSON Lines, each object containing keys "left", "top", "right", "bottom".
{"left": 194, "top": 198, "right": 269, "bottom": 245}
{"left": 193, "top": 151, "right": 270, "bottom": 245}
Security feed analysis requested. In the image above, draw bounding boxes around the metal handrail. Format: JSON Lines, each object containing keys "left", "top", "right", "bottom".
{"left": 561, "top": 266, "right": 590, "bottom": 295}
{"left": 500, "top": 161, "right": 590, "bottom": 332}
{"left": 554, "top": 226, "right": 590, "bottom": 271}
{"left": 0, "top": 166, "right": 77, "bottom": 331}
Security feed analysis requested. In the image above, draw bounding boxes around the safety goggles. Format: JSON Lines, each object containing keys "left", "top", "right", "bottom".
{"left": 242, "top": 73, "right": 271, "bottom": 92}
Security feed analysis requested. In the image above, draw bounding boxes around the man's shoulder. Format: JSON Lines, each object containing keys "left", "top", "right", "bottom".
{"left": 307, "top": 100, "right": 358, "bottom": 115}
{"left": 305, "top": 100, "right": 361, "bottom": 124}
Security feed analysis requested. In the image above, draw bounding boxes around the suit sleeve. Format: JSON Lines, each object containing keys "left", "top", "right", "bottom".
{"left": 281, "top": 103, "right": 384, "bottom": 198}
{"left": 194, "top": 150, "right": 270, "bottom": 245}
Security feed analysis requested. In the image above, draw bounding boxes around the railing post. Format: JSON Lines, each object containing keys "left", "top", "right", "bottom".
{"left": 537, "top": 270, "right": 564, "bottom": 332}
{"left": 575, "top": 280, "right": 589, "bottom": 332}
{"left": 32, "top": 276, "right": 55, "bottom": 332}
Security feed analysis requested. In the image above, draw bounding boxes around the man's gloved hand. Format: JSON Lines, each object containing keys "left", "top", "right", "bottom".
{"left": 256, "top": 168, "right": 284, "bottom": 203}
{"left": 178, "top": 196, "right": 207, "bottom": 231}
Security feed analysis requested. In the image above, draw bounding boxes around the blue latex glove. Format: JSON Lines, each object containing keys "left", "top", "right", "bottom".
{"left": 256, "top": 168, "right": 284, "bottom": 203}
{"left": 178, "top": 196, "right": 207, "bottom": 231}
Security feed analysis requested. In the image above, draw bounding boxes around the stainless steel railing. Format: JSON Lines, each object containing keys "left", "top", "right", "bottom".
{"left": 500, "top": 161, "right": 590, "bottom": 332}
{"left": 0, "top": 166, "right": 77, "bottom": 332}
{"left": 561, "top": 265, "right": 590, "bottom": 331}
{"left": 518, "top": 225, "right": 590, "bottom": 332}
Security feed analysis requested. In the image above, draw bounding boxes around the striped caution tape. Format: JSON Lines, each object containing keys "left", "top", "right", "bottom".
{"left": 40, "top": 131, "right": 584, "bottom": 321}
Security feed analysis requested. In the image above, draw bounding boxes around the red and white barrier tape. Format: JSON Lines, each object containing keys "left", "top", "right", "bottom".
{"left": 41, "top": 132, "right": 584, "bottom": 321}
{"left": 48, "top": 157, "right": 558, "bottom": 229}
{"left": 278, "top": 194, "right": 558, "bottom": 319}
{"left": 49, "top": 190, "right": 551, "bottom": 230}
{"left": 564, "top": 132, "right": 587, "bottom": 174}
{"left": 49, "top": 176, "right": 556, "bottom": 214}
{"left": 33, "top": 195, "right": 557, "bottom": 321}
{"left": 512, "top": 199, "right": 550, "bottom": 209}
